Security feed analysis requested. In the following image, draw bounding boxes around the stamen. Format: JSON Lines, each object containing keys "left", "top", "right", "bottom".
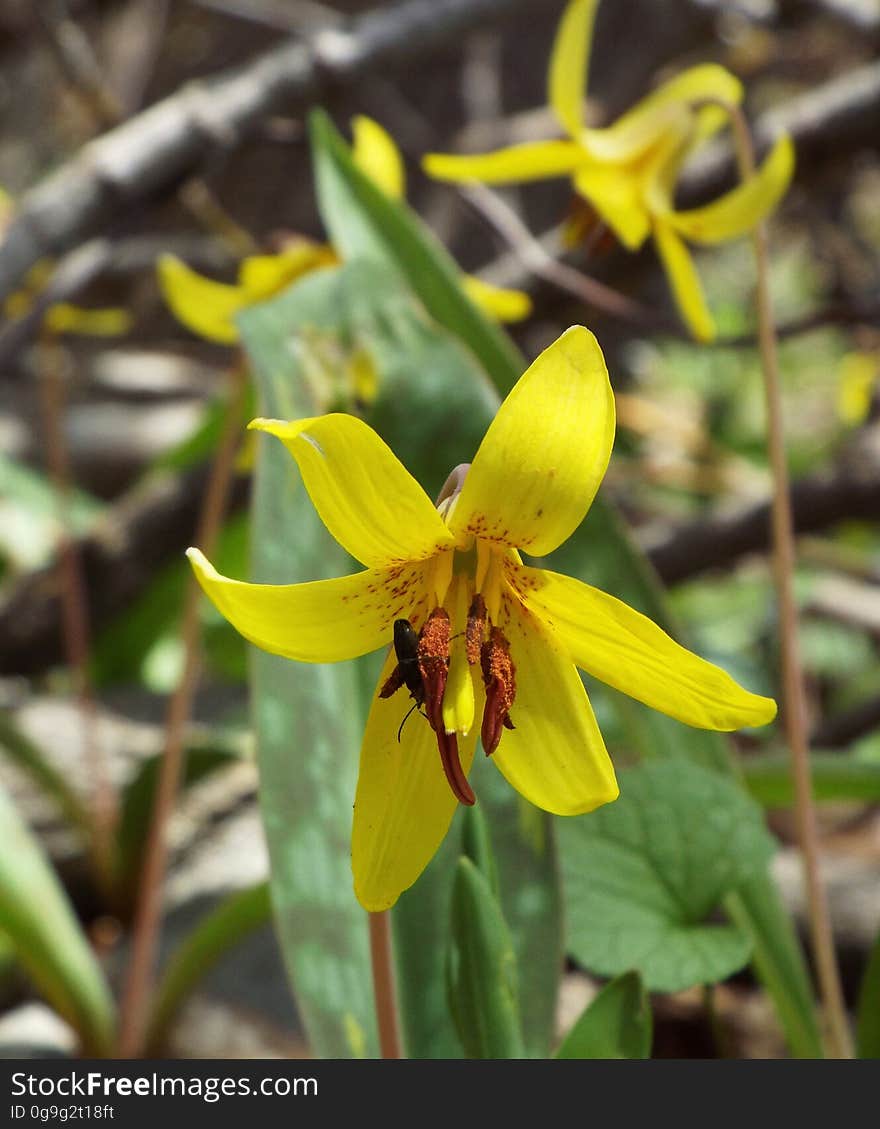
{"left": 417, "top": 607, "right": 451, "bottom": 734}
{"left": 466, "top": 593, "right": 487, "bottom": 666}
{"left": 480, "top": 626, "right": 517, "bottom": 756}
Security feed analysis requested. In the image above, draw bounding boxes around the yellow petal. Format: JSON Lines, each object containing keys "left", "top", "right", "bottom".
{"left": 353, "top": 650, "right": 479, "bottom": 911}
{"left": 572, "top": 163, "right": 651, "bottom": 249}
{"left": 238, "top": 243, "right": 336, "bottom": 300}
{"left": 423, "top": 141, "right": 584, "bottom": 186}
{"left": 43, "top": 304, "right": 132, "bottom": 337}
{"left": 837, "top": 352, "right": 878, "bottom": 426}
{"left": 249, "top": 414, "right": 456, "bottom": 568}
{"left": 667, "top": 134, "right": 795, "bottom": 245}
{"left": 653, "top": 220, "right": 716, "bottom": 343}
{"left": 583, "top": 64, "right": 742, "bottom": 163}
{"left": 491, "top": 597, "right": 618, "bottom": 816}
{"left": 157, "top": 254, "right": 244, "bottom": 344}
{"left": 522, "top": 566, "right": 778, "bottom": 730}
{"left": 351, "top": 115, "right": 406, "bottom": 200}
{"left": 187, "top": 547, "right": 427, "bottom": 662}
{"left": 461, "top": 275, "right": 532, "bottom": 322}
{"left": 449, "top": 326, "right": 615, "bottom": 556}
{"left": 548, "top": 0, "right": 598, "bottom": 139}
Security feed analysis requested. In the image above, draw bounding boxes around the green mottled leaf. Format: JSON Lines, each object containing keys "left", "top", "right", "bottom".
{"left": 447, "top": 858, "right": 524, "bottom": 1059}
{"left": 0, "top": 781, "right": 114, "bottom": 1054}
{"left": 560, "top": 761, "right": 775, "bottom": 991}
{"left": 555, "top": 971, "right": 652, "bottom": 1059}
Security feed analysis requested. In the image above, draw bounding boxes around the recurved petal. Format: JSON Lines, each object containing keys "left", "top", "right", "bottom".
{"left": 667, "top": 134, "right": 795, "bottom": 245}
{"left": 583, "top": 64, "right": 742, "bottom": 163}
{"left": 490, "top": 598, "right": 618, "bottom": 816}
{"left": 238, "top": 243, "right": 336, "bottom": 300}
{"left": 351, "top": 115, "right": 406, "bottom": 199}
{"left": 521, "top": 566, "right": 778, "bottom": 730}
{"left": 461, "top": 275, "right": 533, "bottom": 322}
{"left": 187, "top": 547, "right": 427, "bottom": 662}
{"left": 43, "top": 304, "right": 132, "bottom": 337}
{"left": 249, "top": 414, "right": 455, "bottom": 568}
{"left": 548, "top": 0, "right": 598, "bottom": 139}
{"left": 353, "top": 651, "right": 480, "bottom": 911}
{"left": 423, "top": 141, "right": 584, "bottom": 186}
{"left": 449, "top": 326, "right": 614, "bottom": 556}
{"left": 572, "top": 164, "right": 651, "bottom": 249}
{"left": 157, "top": 254, "right": 244, "bottom": 344}
{"left": 653, "top": 220, "right": 716, "bottom": 343}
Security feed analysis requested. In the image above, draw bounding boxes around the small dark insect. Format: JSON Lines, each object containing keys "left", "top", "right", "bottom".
{"left": 381, "top": 618, "right": 429, "bottom": 741}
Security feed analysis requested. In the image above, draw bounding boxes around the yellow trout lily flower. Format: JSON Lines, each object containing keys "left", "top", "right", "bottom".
{"left": 159, "top": 117, "right": 530, "bottom": 343}
{"left": 423, "top": 0, "right": 794, "bottom": 342}
{"left": 187, "top": 326, "right": 776, "bottom": 910}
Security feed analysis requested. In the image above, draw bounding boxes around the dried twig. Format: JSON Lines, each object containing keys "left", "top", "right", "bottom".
{"left": 0, "top": 0, "right": 553, "bottom": 306}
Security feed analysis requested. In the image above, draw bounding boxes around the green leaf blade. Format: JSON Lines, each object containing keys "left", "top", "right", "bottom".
{"left": 555, "top": 971, "right": 652, "bottom": 1059}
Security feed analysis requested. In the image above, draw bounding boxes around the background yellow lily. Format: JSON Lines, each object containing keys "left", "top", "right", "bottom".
{"left": 423, "top": 0, "right": 795, "bottom": 342}
{"left": 186, "top": 326, "right": 775, "bottom": 911}
{"left": 158, "top": 117, "right": 530, "bottom": 345}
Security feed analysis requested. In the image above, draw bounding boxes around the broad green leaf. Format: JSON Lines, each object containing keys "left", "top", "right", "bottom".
{"left": 447, "top": 858, "right": 524, "bottom": 1059}
{"left": 856, "top": 925, "right": 880, "bottom": 1058}
{"left": 303, "top": 112, "right": 820, "bottom": 1055}
{"left": 145, "top": 882, "right": 272, "bottom": 1054}
{"left": 240, "top": 257, "right": 562, "bottom": 1059}
{"left": 0, "top": 781, "right": 115, "bottom": 1054}
{"left": 115, "top": 744, "right": 245, "bottom": 904}
{"left": 555, "top": 971, "right": 652, "bottom": 1059}
{"left": 742, "top": 752, "right": 880, "bottom": 808}
{"left": 560, "top": 761, "right": 775, "bottom": 992}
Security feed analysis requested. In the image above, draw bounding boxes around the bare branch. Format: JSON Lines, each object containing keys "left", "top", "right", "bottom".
{"left": 0, "top": 0, "right": 552, "bottom": 306}
{"left": 645, "top": 459, "right": 880, "bottom": 585}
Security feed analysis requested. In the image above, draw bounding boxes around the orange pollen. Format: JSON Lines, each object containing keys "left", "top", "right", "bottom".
{"left": 480, "top": 626, "right": 516, "bottom": 757}
{"left": 466, "top": 593, "right": 487, "bottom": 666}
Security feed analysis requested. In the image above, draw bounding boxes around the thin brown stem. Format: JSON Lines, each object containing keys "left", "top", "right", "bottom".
{"left": 722, "top": 103, "right": 853, "bottom": 1059}
{"left": 116, "top": 360, "right": 247, "bottom": 1058}
{"left": 36, "top": 333, "right": 116, "bottom": 891}
{"left": 368, "top": 911, "right": 402, "bottom": 1059}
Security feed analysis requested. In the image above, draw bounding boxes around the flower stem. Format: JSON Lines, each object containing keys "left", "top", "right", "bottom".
{"left": 724, "top": 106, "right": 853, "bottom": 1059}
{"left": 368, "top": 911, "right": 402, "bottom": 1059}
{"left": 116, "top": 359, "right": 247, "bottom": 1057}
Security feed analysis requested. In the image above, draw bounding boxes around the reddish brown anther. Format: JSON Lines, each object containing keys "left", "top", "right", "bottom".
{"left": 466, "top": 593, "right": 487, "bottom": 666}
{"left": 417, "top": 607, "right": 451, "bottom": 734}
{"left": 480, "top": 626, "right": 517, "bottom": 756}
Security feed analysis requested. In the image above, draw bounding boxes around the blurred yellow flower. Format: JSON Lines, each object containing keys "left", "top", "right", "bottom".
{"left": 837, "top": 351, "right": 878, "bottom": 426}
{"left": 158, "top": 116, "right": 531, "bottom": 346}
{"left": 423, "top": 0, "right": 795, "bottom": 342}
{"left": 4, "top": 259, "right": 132, "bottom": 338}
{"left": 186, "top": 326, "right": 776, "bottom": 910}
